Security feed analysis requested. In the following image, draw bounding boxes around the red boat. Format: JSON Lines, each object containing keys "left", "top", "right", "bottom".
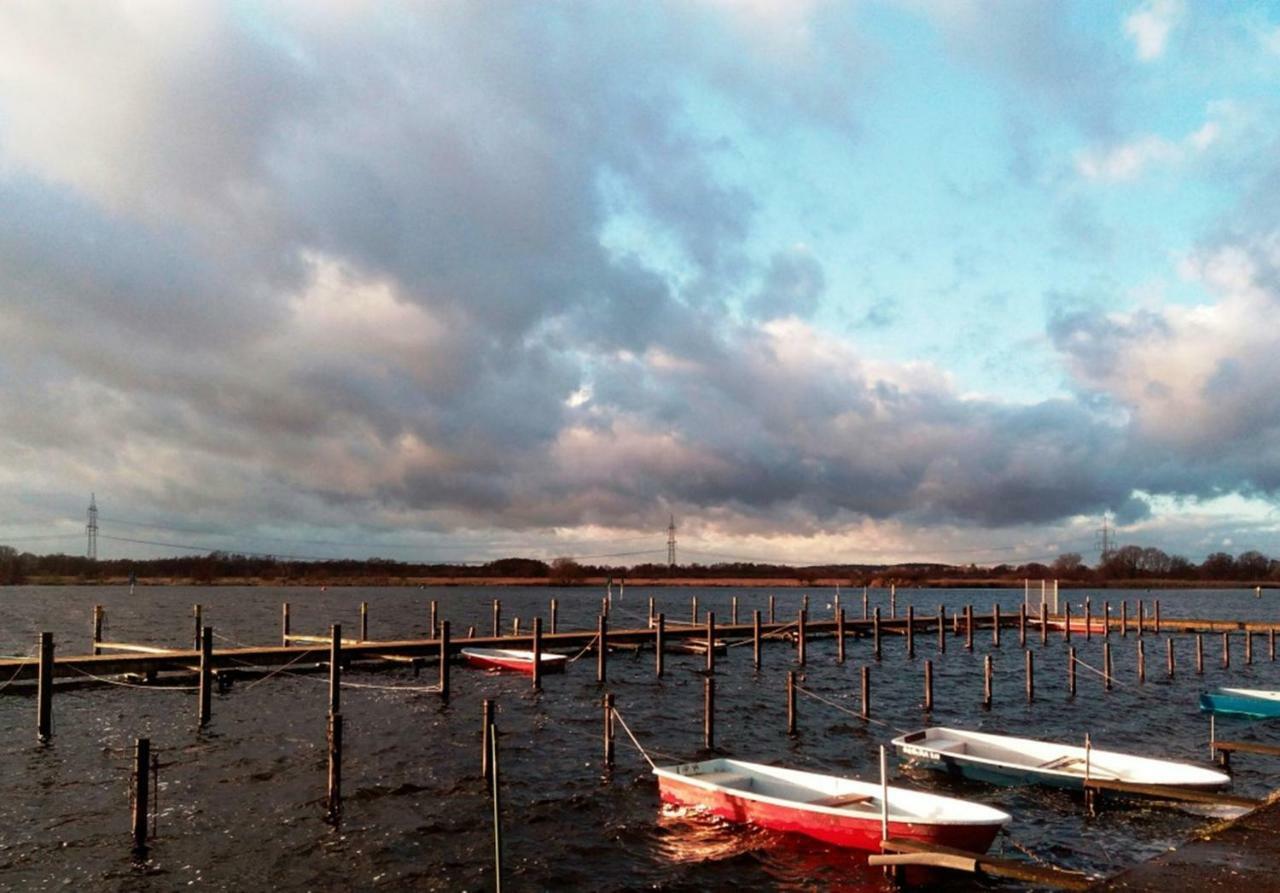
{"left": 654, "top": 758, "right": 1009, "bottom": 854}
{"left": 1032, "top": 616, "right": 1109, "bottom": 634}
{"left": 460, "top": 648, "right": 568, "bottom": 675}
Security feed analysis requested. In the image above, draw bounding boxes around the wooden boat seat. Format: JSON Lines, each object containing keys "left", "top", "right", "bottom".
{"left": 809, "top": 792, "right": 874, "bottom": 808}
{"left": 926, "top": 737, "right": 966, "bottom": 755}
{"left": 696, "top": 771, "right": 752, "bottom": 789}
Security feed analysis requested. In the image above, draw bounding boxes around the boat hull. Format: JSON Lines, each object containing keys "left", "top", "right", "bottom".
{"left": 1200, "top": 691, "right": 1280, "bottom": 718}
{"left": 656, "top": 775, "right": 1002, "bottom": 854}
{"left": 461, "top": 650, "right": 567, "bottom": 675}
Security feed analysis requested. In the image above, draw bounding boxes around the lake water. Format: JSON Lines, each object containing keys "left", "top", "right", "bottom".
{"left": 2, "top": 585, "right": 1278, "bottom": 891}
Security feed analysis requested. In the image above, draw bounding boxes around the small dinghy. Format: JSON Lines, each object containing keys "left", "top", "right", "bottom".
{"left": 1200, "top": 688, "right": 1280, "bottom": 718}
{"left": 653, "top": 758, "right": 1009, "bottom": 853}
{"left": 460, "top": 648, "right": 567, "bottom": 675}
{"left": 892, "top": 727, "right": 1229, "bottom": 790}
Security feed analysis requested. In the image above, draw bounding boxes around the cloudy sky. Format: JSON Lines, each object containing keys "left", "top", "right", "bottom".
{"left": 2, "top": 0, "right": 1279, "bottom": 566}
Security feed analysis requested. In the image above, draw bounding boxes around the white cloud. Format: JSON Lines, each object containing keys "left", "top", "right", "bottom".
{"left": 1124, "top": 0, "right": 1184, "bottom": 61}
{"left": 1074, "top": 103, "right": 1228, "bottom": 182}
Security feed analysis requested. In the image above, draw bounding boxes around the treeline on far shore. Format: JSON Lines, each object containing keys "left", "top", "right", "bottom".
{"left": 2, "top": 542, "right": 1280, "bottom": 588}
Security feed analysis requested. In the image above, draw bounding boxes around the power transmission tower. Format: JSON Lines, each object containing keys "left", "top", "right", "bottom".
{"left": 87, "top": 493, "right": 99, "bottom": 560}
{"left": 1096, "top": 513, "right": 1112, "bottom": 565}
{"left": 666, "top": 515, "right": 677, "bottom": 568}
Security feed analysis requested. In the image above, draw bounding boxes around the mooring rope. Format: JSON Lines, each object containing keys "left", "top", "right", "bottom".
{"left": 610, "top": 707, "right": 658, "bottom": 770}
{"left": 62, "top": 663, "right": 200, "bottom": 691}
{"left": 0, "top": 645, "right": 38, "bottom": 693}
{"left": 566, "top": 633, "right": 599, "bottom": 663}
{"left": 242, "top": 648, "right": 323, "bottom": 690}
{"left": 792, "top": 683, "right": 912, "bottom": 735}
{"left": 1071, "top": 655, "right": 1128, "bottom": 690}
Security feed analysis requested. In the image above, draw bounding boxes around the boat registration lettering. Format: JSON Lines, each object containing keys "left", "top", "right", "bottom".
{"left": 902, "top": 744, "right": 940, "bottom": 759}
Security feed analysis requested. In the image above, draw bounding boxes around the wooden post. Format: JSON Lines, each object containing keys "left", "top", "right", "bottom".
{"left": 906, "top": 605, "right": 915, "bottom": 658}
{"left": 198, "top": 626, "right": 213, "bottom": 728}
{"left": 1103, "top": 642, "right": 1113, "bottom": 691}
{"left": 531, "top": 617, "right": 542, "bottom": 691}
{"left": 603, "top": 692, "right": 615, "bottom": 769}
{"left": 1063, "top": 603, "right": 1072, "bottom": 642}
{"left": 732, "top": 595, "right": 739, "bottom": 626}
{"left": 492, "top": 599, "right": 501, "bottom": 638}
{"left": 1104, "top": 602, "right": 1111, "bottom": 638}
{"left": 860, "top": 665, "right": 871, "bottom": 719}
{"left": 1222, "top": 632, "right": 1230, "bottom": 669}
{"left": 890, "top": 585, "right": 896, "bottom": 618}
{"left": 327, "top": 711, "right": 342, "bottom": 822}
{"left": 360, "top": 601, "right": 368, "bottom": 641}
{"left": 1137, "top": 601, "right": 1144, "bottom": 638}
{"left": 597, "top": 615, "right": 608, "bottom": 684}
{"left": 550, "top": 598, "right": 558, "bottom": 635}
{"left": 797, "top": 608, "right": 807, "bottom": 666}
{"left": 1039, "top": 602, "right": 1047, "bottom": 645}
{"left": 92, "top": 605, "right": 104, "bottom": 656}
{"left": 37, "top": 632, "right": 53, "bottom": 742}
{"left": 656, "top": 613, "right": 665, "bottom": 678}
{"left": 1084, "top": 599, "right": 1091, "bottom": 641}
{"left": 1121, "top": 601, "right": 1128, "bottom": 638}
{"left": 438, "top": 621, "right": 450, "bottom": 702}
{"left": 513, "top": 617, "right": 520, "bottom": 637}
{"left": 833, "top": 591, "right": 840, "bottom": 621}
{"left": 328, "top": 623, "right": 341, "bottom": 713}
{"left": 601, "top": 595, "right": 608, "bottom": 619}
{"left": 752, "top": 610, "right": 761, "bottom": 670}
{"left": 490, "top": 717, "right": 502, "bottom": 889}
{"left": 802, "top": 592, "right": 810, "bottom": 614}
{"left": 983, "top": 654, "right": 993, "bottom": 709}
{"left": 1167, "top": 637, "right": 1175, "bottom": 678}
{"left": 1271, "top": 628, "right": 1276, "bottom": 662}
{"left": 131, "top": 737, "right": 151, "bottom": 856}
{"left": 467, "top": 626, "right": 475, "bottom": 638}
{"left": 1154, "top": 600, "right": 1161, "bottom": 634}
{"left": 873, "top": 607, "right": 881, "bottom": 660}
{"left": 939, "top": 605, "right": 947, "bottom": 653}
{"left": 193, "top": 603, "right": 202, "bottom": 651}
{"left": 1068, "top": 646, "right": 1076, "bottom": 697}
{"left": 481, "top": 699, "right": 495, "bottom": 780}
{"left": 647, "top": 596, "right": 654, "bottom": 627}
{"left": 1196, "top": 633, "right": 1204, "bottom": 675}
{"left": 965, "top": 605, "right": 974, "bottom": 651}
{"left": 786, "top": 670, "right": 797, "bottom": 735}
{"left": 704, "top": 676, "right": 715, "bottom": 751}
{"left": 705, "top": 612, "right": 716, "bottom": 675}
{"left": 1246, "top": 631, "right": 1253, "bottom": 665}
{"left": 1137, "top": 639, "right": 1145, "bottom": 683}
{"left": 429, "top": 600, "right": 438, "bottom": 637}
{"left": 862, "top": 588, "right": 869, "bottom": 620}
{"left": 280, "top": 602, "right": 290, "bottom": 646}
{"left": 769, "top": 594, "right": 776, "bottom": 624}
{"left": 836, "top": 607, "right": 846, "bottom": 664}
{"left": 1018, "top": 603, "right": 1025, "bottom": 647}
{"left": 691, "top": 595, "right": 698, "bottom": 626}
{"left": 923, "top": 659, "right": 933, "bottom": 712}
{"left": 1025, "top": 650, "right": 1034, "bottom": 703}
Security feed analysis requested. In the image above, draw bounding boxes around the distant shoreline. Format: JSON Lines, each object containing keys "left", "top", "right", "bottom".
{"left": 6, "top": 575, "right": 1275, "bottom": 590}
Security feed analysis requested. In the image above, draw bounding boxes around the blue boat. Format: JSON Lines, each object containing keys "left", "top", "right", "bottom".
{"left": 1199, "top": 688, "right": 1280, "bottom": 718}
{"left": 892, "top": 727, "right": 1230, "bottom": 790}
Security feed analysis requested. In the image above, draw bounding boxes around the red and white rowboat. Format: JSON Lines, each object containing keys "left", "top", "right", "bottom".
{"left": 654, "top": 758, "right": 1009, "bottom": 853}
{"left": 1031, "top": 616, "right": 1109, "bottom": 634}
{"left": 460, "top": 648, "right": 568, "bottom": 675}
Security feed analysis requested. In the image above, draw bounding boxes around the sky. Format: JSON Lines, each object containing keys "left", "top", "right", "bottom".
{"left": 1, "top": 0, "right": 1279, "bottom": 567}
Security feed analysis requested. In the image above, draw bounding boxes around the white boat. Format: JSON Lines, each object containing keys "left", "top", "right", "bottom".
{"left": 1200, "top": 688, "right": 1280, "bottom": 718}
{"left": 892, "top": 727, "right": 1229, "bottom": 790}
{"left": 653, "top": 757, "right": 1009, "bottom": 853}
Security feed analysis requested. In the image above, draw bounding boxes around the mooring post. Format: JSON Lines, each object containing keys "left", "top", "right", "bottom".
{"left": 1018, "top": 603, "right": 1025, "bottom": 647}
{"left": 1196, "top": 633, "right": 1204, "bottom": 674}
{"left": 531, "top": 617, "right": 543, "bottom": 691}
{"left": 965, "top": 605, "right": 974, "bottom": 651}
{"left": 1154, "top": 600, "right": 1161, "bottom": 635}
{"left": 429, "top": 600, "right": 438, "bottom": 638}
{"left": 939, "top": 605, "right": 947, "bottom": 653}
{"left": 92, "top": 605, "right": 104, "bottom": 656}
{"left": 1025, "top": 649, "right": 1034, "bottom": 703}
{"left": 656, "top": 613, "right": 665, "bottom": 678}
{"left": 549, "top": 599, "right": 558, "bottom": 635}
{"left": 360, "top": 601, "right": 368, "bottom": 641}
{"left": 198, "top": 626, "right": 213, "bottom": 728}
{"left": 704, "top": 676, "right": 715, "bottom": 751}
{"left": 691, "top": 595, "right": 698, "bottom": 626}
{"left": 833, "top": 591, "right": 840, "bottom": 621}
{"left": 786, "top": 670, "right": 796, "bottom": 735}
{"left": 435, "top": 620, "right": 450, "bottom": 702}
{"left": 890, "top": 585, "right": 897, "bottom": 618}
{"left": 37, "top": 632, "right": 53, "bottom": 743}
{"left": 597, "top": 615, "right": 608, "bottom": 684}
{"left": 328, "top": 623, "right": 341, "bottom": 713}
{"left": 802, "top": 592, "right": 810, "bottom": 614}
{"left": 492, "top": 599, "right": 501, "bottom": 638}
{"left": 131, "top": 737, "right": 150, "bottom": 857}
{"left": 1246, "top": 631, "right": 1253, "bottom": 665}
{"left": 862, "top": 588, "right": 869, "bottom": 620}
{"left": 732, "top": 596, "right": 739, "bottom": 626}
{"left": 481, "top": 699, "right": 495, "bottom": 780}
{"left": 280, "top": 602, "right": 291, "bottom": 646}
{"left": 603, "top": 692, "right": 615, "bottom": 769}
{"left": 873, "top": 607, "right": 882, "bottom": 660}
{"left": 1121, "top": 601, "right": 1128, "bottom": 638}
{"left": 327, "top": 710, "right": 342, "bottom": 822}
{"left": 705, "top": 612, "right": 716, "bottom": 675}
{"left": 1137, "top": 601, "right": 1145, "bottom": 638}
{"left": 861, "top": 665, "right": 871, "bottom": 719}
{"left": 1039, "top": 602, "right": 1047, "bottom": 645}
{"left": 513, "top": 618, "right": 520, "bottom": 637}
{"left": 1084, "top": 599, "right": 1092, "bottom": 641}
{"left": 1271, "top": 628, "right": 1276, "bottom": 662}
{"left": 797, "top": 608, "right": 807, "bottom": 666}
{"left": 490, "top": 716, "right": 503, "bottom": 891}
{"left": 467, "top": 626, "right": 475, "bottom": 638}
{"left": 601, "top": 596, "right": 608, "bottom": 619}
{"left": 193, "top": 603, "right": 202, "bottom": 651}
{"left": 983, "top": 654, "right": 993, "bottom": 709}
{"left": 647, "top": 596, "right": 654, "bottom": 627}
{"left": 992, "top": 603, "right": 1000, "bottom": 647}
{"left": 1103, "top": 641, "right": 1113, "bottom": 691}
{"left": 1167, "top": 637, "right": 1175, "bottom": 678}
{"left": 1222, "top": 632, "right": 1230, "bottom": 669}
{"left": 836, "top": 607, "right": 846, "bottom": 663}
{"left": 769, "top": 594, "right": 776, "bottom": 624}
{"left": 924, "top": 659, "right": 933, "bottom": 712}
{"left": 1068, "top": 646, "right": 1077, "bottom": 697}
{"left": 1063, "top": 603, "right": 1072, "bottom": 642}
{"left": 1137, "top": 639, "right": 1145, "bottom": 683}
{"left": 1104, "top": 602, "right": 1111, "bottom": 638}
{"left": 906, "top": 605, "right": 915, "bottom": 657}
{"left": 752, "top": 610, "right": 762, "bottom": 669}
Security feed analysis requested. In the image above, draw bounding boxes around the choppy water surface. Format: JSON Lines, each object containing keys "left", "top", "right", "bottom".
{"left": 2, "top": 586, "right": 1279, "bottom": 891}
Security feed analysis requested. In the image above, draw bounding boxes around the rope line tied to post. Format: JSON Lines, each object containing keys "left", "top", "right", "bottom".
{"left": 610, "top": 706, "right": 658, "bottom": 770}
{"left": 0, "top": 644, "right": 39, "bottom": 693}
{"left": 1071, "top": 655, "right": 1135, "bottom": 692}
{"left": 792, "top": 683, "right": 912, "bottom": 735}
{"left": 64, "top": 663, "right": 200, "bottom": 691}
{"left": 565, "top": 633, "right": 600, "bottom": 663}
